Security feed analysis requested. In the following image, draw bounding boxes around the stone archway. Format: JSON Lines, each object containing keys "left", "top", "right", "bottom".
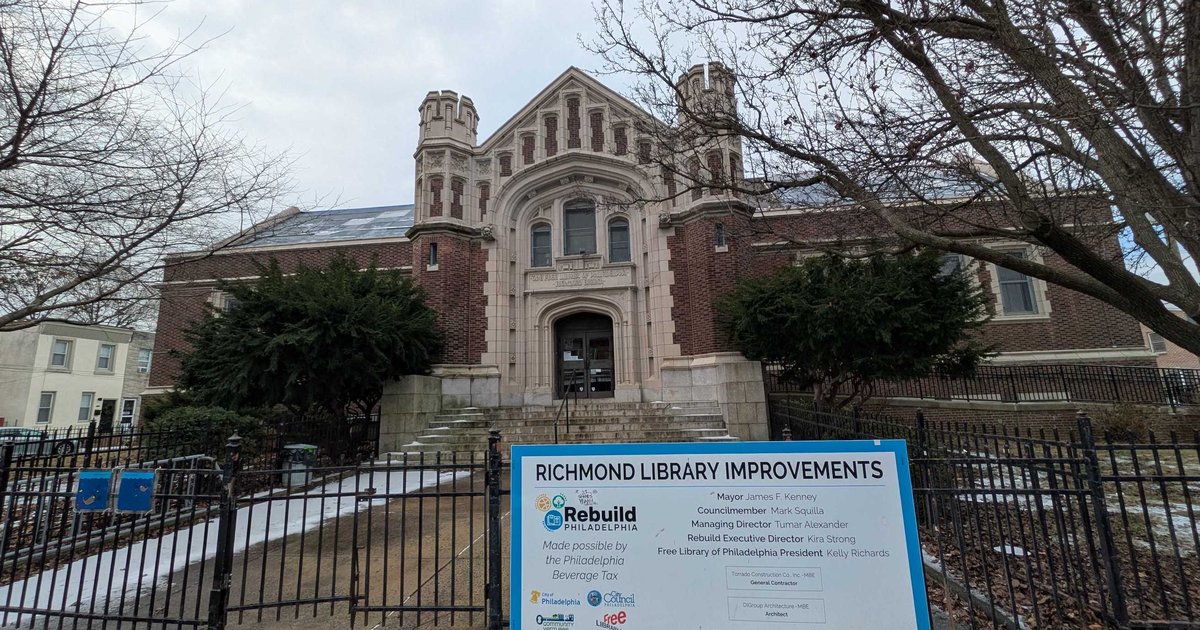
{"left": 554, "top": 312, "right": 614, "bottom": 399}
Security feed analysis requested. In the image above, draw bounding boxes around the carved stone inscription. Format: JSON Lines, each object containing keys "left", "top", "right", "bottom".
{"left": 526, "top": 266, "right": 632, "bottom": 291}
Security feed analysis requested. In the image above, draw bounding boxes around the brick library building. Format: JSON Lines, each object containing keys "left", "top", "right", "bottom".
{"left": 148, "top": 67, "right": 1159, "bottom": 443}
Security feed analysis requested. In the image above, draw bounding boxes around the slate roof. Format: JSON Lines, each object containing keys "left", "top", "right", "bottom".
{"left": 753, "top": 169, "right": 1000, "bottom": 210}
{"left": 230, "top": 204, "right": 415, "bottom": 249}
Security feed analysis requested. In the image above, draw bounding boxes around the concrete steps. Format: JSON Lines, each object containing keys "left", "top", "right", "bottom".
{"left": 392, "top": 401, "right": 736, "bottom": 456}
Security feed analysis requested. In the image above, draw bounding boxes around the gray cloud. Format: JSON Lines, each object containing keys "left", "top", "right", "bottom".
{"left": 144, "top": 0, "right": 621, "bottom": 210}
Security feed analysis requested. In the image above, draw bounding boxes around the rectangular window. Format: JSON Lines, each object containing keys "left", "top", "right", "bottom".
{"left": 120, "top": 399, "right": 137, "bottom": 426}
{"left": 609, "top": 219, "right": 631, "bottom": 263}
{"left": 78, "top": 392, "right": 94, "bottom": 423}
{"left": 531, "top": 225, "right": 552, "bottom": 267}
{"left": 997, "top": 251, "right": 1038, "bottom": 315}
{"left": 1149, "top": 332, "right": 1168, "bottom": 353}
{"left": 563, "top": 204, "right": 597, "bottom": 255}
{"left": 714, "top": 223, "right": 727, "bottom": 248}
{"left": 137, "top": 348, "right": 152, "bottom": 373}
{"left": 222, "top": 295, "right": 240, "bottom": 313}
{"left": 428, "top": 242, "right": 439, "bottom": 268}
{"left": 938, "top": 253, "right": 964, "bottom": 277}
{"left": 96, "top": 344, "right": 115, "bottom": 371}
{"left": 49, "top": 339, "right": 71, "bottom": 369}
{"left": 37, "top": 392, "right": 55, "bottom": 424}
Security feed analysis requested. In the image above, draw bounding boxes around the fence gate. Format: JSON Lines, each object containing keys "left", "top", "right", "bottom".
{"left": 349, "top": 451, "right": 504, "bottom": 628}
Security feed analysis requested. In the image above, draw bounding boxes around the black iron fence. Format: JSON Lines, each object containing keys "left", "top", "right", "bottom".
{"left": 771, "top": 399, "right": 1200, "bottom": 629}
{"left": 764, "top": 361, "right": 1200, "bottom": 410}
{"left": 0, "top": 421, "right": 505, "bottom": 629}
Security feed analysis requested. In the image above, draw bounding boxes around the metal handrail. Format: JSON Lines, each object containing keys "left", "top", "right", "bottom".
{"left": 553, "top": 371, "right": 581, "bottom": 444}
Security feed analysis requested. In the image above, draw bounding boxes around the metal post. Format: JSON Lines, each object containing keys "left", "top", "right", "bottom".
{"left": 852, "top": 406, "right": 862, "bottom": 436}
{"left": 0, "top": 443, "right": 14, "bottom": 568}
{"left": 486, "top": 429, "right": 503, "bottom": 630}
{"left": 915, "top": 409, "right": 932, "bottom": 526}
{"left": 207, "top": 434, "right": 242, "bottom": 630}
{"left": 1077, "top": 413, "right": 1130, "bottom": 628}
{"left": 81, "top": 420, "right": 97, "bottom": 469}
{"left": 1162, "top": 368, "right": 1178, "bottom": 411}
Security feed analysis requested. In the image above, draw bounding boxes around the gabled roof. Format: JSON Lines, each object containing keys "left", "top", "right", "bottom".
{"left": 228, "top": 204, "right": 415, "bottom": 249}
{"left": 479, "top": 67, "right": 661, "bottom": 151}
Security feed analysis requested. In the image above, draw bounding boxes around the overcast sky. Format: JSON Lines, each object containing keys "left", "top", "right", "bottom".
{"left": 145, "top": 0, "right": 626, "bottom": 211}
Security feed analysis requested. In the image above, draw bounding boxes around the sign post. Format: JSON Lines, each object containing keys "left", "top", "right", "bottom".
{"left": 512, "top": 441, "right": 930, "bottom": 629}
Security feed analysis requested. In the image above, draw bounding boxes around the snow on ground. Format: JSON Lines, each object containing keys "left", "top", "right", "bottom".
{"left": 0, "top": 465, "right": 464, "bottom": 627}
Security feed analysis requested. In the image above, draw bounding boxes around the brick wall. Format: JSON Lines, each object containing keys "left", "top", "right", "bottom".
{"left": 589, "top": 111, "right": 604, "bottom": 152}
{"left": 567, "top": 99, "right": 581, "bottom": 149}
{"left": 666, "top": 214, "right": 789, "bottom": 355}
{"left": 779, "top": 394, "right": 1200, "bottom": 437}
{"left": 738, "top": 210, "right": 1146, "bottom": 357}
{"left": 544, "top": 116, "right": 558, "bottom": 157}
{"left": 163, "top": 241, "right": 413, "bottom": 283}
{"left": 410, "top": 234, "right": 487, "bottom": 365}
{"left": 149, "top": 284, "right": 216, "bottom": 387}
{"left": 151, "top": 240, "right": 414, "bottom": 387}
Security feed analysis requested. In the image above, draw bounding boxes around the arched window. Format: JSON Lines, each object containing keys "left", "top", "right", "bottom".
{"left": 609, "top": 218, "right": 630, "bottom": 263}
{"left": 563, "top": 201, "right": 597, "bottom": 255}
{"left": 531, "top": 223, "right": 552, "bottom": 267}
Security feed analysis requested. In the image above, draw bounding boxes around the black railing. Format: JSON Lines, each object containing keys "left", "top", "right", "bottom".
{"left": 771, "top": 400, "right": 1200, "bottom": 628}
{"left": 0, "top": 427, "right": 510, "bottom": 629}
{"left": 764, "top": 361, "right": 1200, "bottom": 410}
{"left": 553, "top": 371, "right": 581, "bottom": 444}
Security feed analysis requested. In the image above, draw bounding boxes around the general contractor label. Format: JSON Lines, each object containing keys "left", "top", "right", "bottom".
{"left": 511, "top": 441, "right": 930, "bottom": 629}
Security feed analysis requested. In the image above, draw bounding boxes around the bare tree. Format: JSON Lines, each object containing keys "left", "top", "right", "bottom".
{"left": 590, "top": 0, "right": 1200, "bottom": 354}
{"left": 0, "top": 0, "right": 290, "bottom": 331}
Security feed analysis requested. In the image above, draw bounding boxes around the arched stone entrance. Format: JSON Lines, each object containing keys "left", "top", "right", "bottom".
{"left": 554, "top": 312, "right": 614, "bottom": 399}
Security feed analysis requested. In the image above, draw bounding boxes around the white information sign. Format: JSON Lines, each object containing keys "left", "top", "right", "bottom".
{"left": 512, "top": 441, "right": 929, "bottom": 629}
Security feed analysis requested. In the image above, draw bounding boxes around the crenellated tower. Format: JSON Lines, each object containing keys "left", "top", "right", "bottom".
{"left": 673, "top": 62, "right": 745, "bottom": 197}
{"left": 409, "top": 89, "right": 489, "bottom": 370}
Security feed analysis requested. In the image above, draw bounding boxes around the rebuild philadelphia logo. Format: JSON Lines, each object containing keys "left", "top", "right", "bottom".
{"left": 536, "top": 492, "right": 638, "bottom": 533}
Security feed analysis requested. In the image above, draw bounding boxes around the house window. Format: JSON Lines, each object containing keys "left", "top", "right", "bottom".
{"left": 563, "top": 202, "right": 597, "bottom": 255}
{"left": 531, "top": 223, "right": 552, "bottom": 267}
{"left": 220, "top": 294, "right": 240, "bottom": 313}
{"left": 137, "top": 348, "right": 152, "bottom": 373}
{"left": 37, "top": 392, "right": 55, "bottom": 424}
{"left": 938, "top": 253, "right": 964, "bottom": 277}
{"left": 78, "top": 392, "right": 94, "bottom": 423}
{"left": 428, "top": 242, "right": 439, "bottom": 269}
{"left": 1149, "top": 332, "right": 1168, "bottom": 354}
{"left": 49, "top": 339, "right": 71, "bottom": 369}
{"left": 96, "top": 344, "right": 115, "bottom": 371}
{"left": 996, "top": 251, "right": 1038, "bottom": 315}
{"left": 609, "top": 218, "right": 631, "bottom": 263}
{"left": 714, "top": 223, "right": 727, "bottom": 248}
{"left": 120, "top": 399, "right": 137, "bottom": 427}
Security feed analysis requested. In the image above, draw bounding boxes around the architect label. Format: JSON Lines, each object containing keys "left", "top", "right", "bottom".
{"left": 512, "top": 440, "right": 930, "bottom": 629}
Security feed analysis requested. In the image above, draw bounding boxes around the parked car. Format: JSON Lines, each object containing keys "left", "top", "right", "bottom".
{"left": 0, "top": 427, "right": 79, "bottom": 457}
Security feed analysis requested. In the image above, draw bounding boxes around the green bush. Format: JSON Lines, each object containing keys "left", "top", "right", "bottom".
{"left": 145, "top": 406, "right": 267, "bottom": 464}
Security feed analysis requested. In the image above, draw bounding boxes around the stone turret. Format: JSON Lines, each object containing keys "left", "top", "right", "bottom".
{"left": 673, "top": 62, "right": 745, "bottom": 198}
{"left": 675, "top": 62, "right": 737, "bottom": 122}
{"left": 418, "top": 90, "right": 478, "bottom": 147}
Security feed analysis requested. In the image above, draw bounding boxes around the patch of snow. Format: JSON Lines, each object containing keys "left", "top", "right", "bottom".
{"left": 0, "top": 467, "right": 464, "bottom": 627}
{"left": 993, "top": 544, "right": 1026, "bottom": 557}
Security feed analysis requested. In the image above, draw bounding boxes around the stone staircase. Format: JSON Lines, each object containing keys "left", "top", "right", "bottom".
{"left": 392, "top": 401, "right": 735, "bottom": 456}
